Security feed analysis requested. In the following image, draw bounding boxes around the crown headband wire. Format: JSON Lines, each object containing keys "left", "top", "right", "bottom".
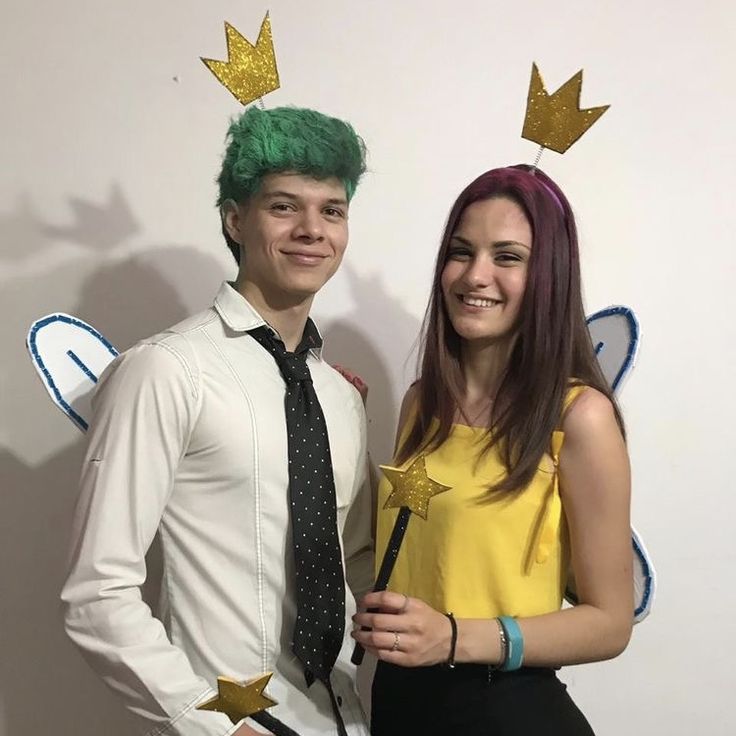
{"left": 530, "top": 145, "right": 544, "bottom": 173}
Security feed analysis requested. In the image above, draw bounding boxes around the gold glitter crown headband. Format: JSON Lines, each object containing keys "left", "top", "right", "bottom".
{"left": 201, "top": 12, "right": 280, "bottom": 107}
{"left": 521, "top": 62, "right": 609, "bottom": 170}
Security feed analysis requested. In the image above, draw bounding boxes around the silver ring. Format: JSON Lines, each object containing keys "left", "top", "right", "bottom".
{"left": 391, "top": 631, "right": 400, "bottom": 652}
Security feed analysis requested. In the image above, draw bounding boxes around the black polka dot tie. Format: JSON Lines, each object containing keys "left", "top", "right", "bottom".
{"left": 249, "top": 324, "right": 347, "bottom": 736}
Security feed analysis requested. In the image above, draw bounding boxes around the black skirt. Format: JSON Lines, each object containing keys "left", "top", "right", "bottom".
{"left": 371, "top": 661, "right": 595, "bottom": 736}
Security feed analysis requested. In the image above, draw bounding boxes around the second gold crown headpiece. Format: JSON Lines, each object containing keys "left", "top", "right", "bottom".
{"left": 521, "top": 62, "right": 609, "bottom": 167}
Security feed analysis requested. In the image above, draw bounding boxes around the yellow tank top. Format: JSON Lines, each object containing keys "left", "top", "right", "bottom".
{"left": 375, "top": 387, "right": 584, "bottom": 619}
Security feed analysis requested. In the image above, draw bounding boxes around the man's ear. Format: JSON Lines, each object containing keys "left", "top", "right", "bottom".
{"left": 221, "top": 199, "right": 243, "bottom": 246}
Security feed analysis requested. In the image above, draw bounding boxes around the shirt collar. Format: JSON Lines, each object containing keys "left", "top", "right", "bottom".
{"left": 213, "top": 281, "right": 324, "bottom": 359}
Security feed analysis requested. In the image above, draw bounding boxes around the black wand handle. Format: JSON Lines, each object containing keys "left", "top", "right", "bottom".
{"left": 351, "top": 507, "right": 412, "bottom": 665}
{"left": 252, "top": 710, "right": 302, "bottom": 736}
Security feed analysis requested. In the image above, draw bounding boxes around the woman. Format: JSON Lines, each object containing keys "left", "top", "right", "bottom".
{"left": 352, "top": 165, "right": 633, "bottom": 735}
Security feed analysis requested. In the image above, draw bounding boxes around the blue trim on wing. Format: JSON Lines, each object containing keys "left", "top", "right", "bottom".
{"left": 586, "top": 305, "right": 640, "bottom": 392}
{"left": 27, "top": 313, "right": 118, "bottom": 432}
{"left": 632, "top": 533, "right": 653, "bottom": 619}
{"left": 66, "top": 349, "right": 99, "bottom": 384}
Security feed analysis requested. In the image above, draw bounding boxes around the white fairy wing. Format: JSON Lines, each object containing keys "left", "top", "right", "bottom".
{"left": 631, "top": 527, "right": 656, "bottom": 622}
{"left": 586, "top": 305, "right": 640, "bottom": 391}
{"left": 26, "top": 313, "right": 118, "bottom": 432}
{"left": 564, "top": 305, "right": 655, "bottom": 622}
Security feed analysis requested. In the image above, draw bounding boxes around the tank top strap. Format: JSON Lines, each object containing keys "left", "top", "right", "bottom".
{"left": 523, "top": 385, "right": 587, "bottom": 574}
{"left": 562, "top": 384, "right": 587, "bottom": 416}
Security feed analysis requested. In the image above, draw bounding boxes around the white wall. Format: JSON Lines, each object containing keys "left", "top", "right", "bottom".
{"left": 1, "top": 1, "right": 734, "bottom": 733}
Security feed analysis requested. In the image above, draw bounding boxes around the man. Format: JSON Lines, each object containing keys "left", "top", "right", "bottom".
{"left": 61, "top": 106, "right": 373, "bottom": 736}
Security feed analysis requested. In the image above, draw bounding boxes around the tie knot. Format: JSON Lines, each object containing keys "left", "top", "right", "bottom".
{"left": 249, "top": 326, "right": 313, "bottom": 384}
{"left": 279, "top": 352, "right": 312, "bottom": 383}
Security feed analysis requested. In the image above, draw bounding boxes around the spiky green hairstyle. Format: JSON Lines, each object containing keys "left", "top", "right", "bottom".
{"left": 217, "top": 106, "right": 367, "bottom": 263}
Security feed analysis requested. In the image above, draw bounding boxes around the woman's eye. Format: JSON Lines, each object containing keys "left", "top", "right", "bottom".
{"left": 496, "top": 252, "right": 522, "bottom": 263}
{"left": 447, "top": 248, "right": 471, "bottom": 260}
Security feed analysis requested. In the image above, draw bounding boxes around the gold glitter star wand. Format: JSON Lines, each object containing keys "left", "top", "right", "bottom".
{"left": 197, "top": 673, "right": 301, "bottom": 736}
{"left": 351, "top": 456, "right": 451, "bottom": 665}
{"left": 522, "top": 62, "right": 610, "bottom": 170}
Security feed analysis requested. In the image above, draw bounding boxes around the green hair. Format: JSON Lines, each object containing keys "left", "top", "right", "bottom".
{"left": 217, "top": 106, "right": 367, "bottom": 263}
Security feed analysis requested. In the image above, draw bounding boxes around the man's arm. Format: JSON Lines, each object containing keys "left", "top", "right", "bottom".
{"left": 61, "top": 339, "right": 238, "bottom": 736}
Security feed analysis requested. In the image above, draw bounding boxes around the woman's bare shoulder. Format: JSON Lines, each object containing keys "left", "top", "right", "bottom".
{"left": 563, "top": 386, "right": 618, "bottom": 439}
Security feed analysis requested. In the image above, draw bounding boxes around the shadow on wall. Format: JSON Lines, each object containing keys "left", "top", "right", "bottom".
{"left": 41, "top": 184, "right": 141, "bottom": 251}
{"left": 75, "top": 245, "right": 227, "bottom": 351}
{"left": 321, "top": 265, "right": 423, "bottom": 467}
{"left": 0, "top": 183, "right": 140, "bottom": 263}
{"left": 0, "top": 188, "right": 228, "bottom": 736}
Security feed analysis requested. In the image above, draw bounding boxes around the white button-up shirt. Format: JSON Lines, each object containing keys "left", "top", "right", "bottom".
{"left": 61, "top": 282, "right": 373, "bottom": 736}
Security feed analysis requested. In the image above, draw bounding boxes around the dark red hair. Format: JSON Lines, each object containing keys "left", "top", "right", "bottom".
{"left": 396, "top": 164, "right": 623, "bottom": 493}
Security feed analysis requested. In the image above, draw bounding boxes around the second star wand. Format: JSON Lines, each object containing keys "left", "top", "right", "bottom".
{"left": 351, "top": 456, "right": 451, "bottom": 664}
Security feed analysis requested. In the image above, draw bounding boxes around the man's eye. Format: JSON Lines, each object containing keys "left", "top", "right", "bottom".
{"left": 271, "top": 203, "right": 294, "bottom": 212}
{"left": 324, "top": 207, "right": 345, "bottom": 218}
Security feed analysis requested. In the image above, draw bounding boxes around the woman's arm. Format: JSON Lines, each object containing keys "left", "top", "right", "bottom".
{"left": 353, "top": 387, "right": 634, "bottom": 668}
{"left": 513, "top": 387, "right": 633, "bottom": 664}
{"left": 456, "top": 388, "right": 633, "bottom": 666}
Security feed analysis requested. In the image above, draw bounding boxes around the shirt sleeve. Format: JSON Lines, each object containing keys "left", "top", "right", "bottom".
{"left": 60, "top": 338, "right": 238, "bottom": 736}
{"left": 342, "top": 393, "right": 375, "bottom": 601}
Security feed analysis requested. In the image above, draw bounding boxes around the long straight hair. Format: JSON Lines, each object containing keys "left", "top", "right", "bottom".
{"left": 396, "top": 165, "right": 624, "bottom": 493}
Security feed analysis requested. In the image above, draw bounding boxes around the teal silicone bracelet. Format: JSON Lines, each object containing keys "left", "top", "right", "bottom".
{"left": 498, "top": 616, "right": 524, "bottom": 671}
